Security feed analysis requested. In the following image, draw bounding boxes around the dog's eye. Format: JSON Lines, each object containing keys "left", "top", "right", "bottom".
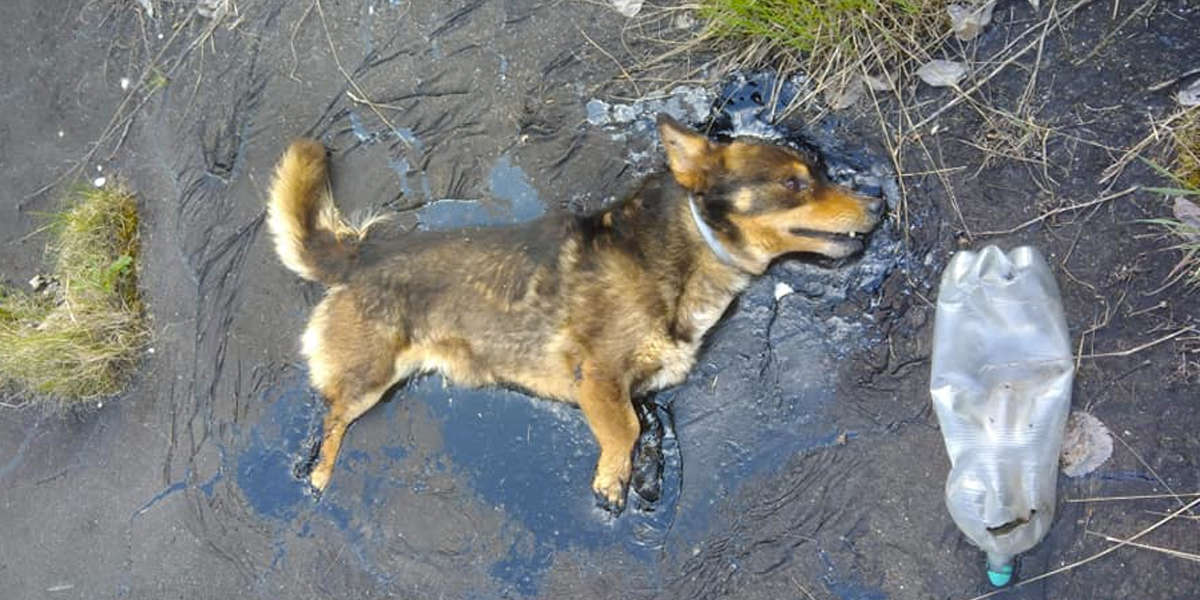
{"left": 783, "top": 177, "right": 806, "bottom": 192}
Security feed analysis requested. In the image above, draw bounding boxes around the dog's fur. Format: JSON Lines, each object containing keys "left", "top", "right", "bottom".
{"left": 267, "top": 115, "right": 882, "bottom": 512}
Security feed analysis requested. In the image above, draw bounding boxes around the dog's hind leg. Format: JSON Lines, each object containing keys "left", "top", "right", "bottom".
{"left": 577, "top": 360, "right": 640, "bottom": 514}
{"left": 302, "top": 288, "right": 405, "bottom": 493}
{"left": 309, "top": 382, "right": 393, "bottom": 492}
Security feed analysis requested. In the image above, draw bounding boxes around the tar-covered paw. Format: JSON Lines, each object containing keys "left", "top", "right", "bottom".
{"left": 631, "top": 401, "right": 665, "bottom": 505}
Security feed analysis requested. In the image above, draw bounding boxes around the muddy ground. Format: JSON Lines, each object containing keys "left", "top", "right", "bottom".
{"left": 1, "top": 0, "right": 1197, "bottom": 598}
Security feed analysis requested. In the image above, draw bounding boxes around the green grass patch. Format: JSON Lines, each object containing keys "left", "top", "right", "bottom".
{"left": 696, "top": 0, "right": 946, "bottom": 94}
{"left": 0, "top": 184, "right": 150, "bottom": 402}
{"left": 700, "top": 0, "right": 930, "bottom": 53}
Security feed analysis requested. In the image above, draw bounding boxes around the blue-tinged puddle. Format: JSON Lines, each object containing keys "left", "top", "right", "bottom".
{"left": 231, "top": 74, "right": 899, "bottom": 598}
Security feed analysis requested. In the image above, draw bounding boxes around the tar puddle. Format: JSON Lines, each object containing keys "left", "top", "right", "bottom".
{"left": 234, "top": 72, "right": 902, "bottom": 597}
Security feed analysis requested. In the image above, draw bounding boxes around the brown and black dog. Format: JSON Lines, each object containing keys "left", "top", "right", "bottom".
{"left": 267, "top": 115, "right": 882, "bottom": 512}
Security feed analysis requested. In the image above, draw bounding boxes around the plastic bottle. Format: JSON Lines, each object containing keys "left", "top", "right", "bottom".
{"left": 929, "top": 246, "right": 1074, "bottom": 586}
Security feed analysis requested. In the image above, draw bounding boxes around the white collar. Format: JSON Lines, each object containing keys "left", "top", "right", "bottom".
{"left": 688, "top": 194, "right": 744, "bottom": 270}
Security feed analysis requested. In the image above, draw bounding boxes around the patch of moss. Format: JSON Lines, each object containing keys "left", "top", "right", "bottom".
{"left": 0, "top": 184, "right": 150, "bottom": 401}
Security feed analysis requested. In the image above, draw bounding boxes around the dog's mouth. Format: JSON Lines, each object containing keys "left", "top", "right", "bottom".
{"left": 787, "top": 227, "right": 871, "bottom": 258}
{"left": 788, "top": 227, "right": 868, "bottom": 244}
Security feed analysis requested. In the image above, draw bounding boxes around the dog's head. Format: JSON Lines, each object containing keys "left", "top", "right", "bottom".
{"left": 658, "top": 114, "right": 883, "bottom": 269}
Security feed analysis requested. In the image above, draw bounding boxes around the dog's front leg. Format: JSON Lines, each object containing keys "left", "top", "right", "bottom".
{"left": 577, "top": 361, "right": 639, "bottom": 514}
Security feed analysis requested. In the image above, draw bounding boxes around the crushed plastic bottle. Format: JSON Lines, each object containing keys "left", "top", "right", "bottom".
{"left": 929, "top": 246, "right": 1074, "bottom": 586}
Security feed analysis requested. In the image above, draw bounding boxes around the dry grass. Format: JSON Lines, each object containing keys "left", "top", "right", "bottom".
{"left": 684, "top": 0, "right": 948, "bottom": 114}
{"left": 627, "top": 0, "right": 1102, "bottom": 244}
{"left": 0, "top": 184, "right": 149, "bottom": 403}
{"left": 1143, "top": 109, "right": 1200, "bottom": 289}
{"left": 1170, "top": 110, "right": 1200, "bottom": 189}
{"left": 966, "top": 495, "right": 1200, "bottom": 600}
{"left": 623, "top": 0, "right": 952, "bottom": 241}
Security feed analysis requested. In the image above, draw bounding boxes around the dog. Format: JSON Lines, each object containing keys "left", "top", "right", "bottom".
{"left": 267, "top": 114, "right": 883, "bottom": 513}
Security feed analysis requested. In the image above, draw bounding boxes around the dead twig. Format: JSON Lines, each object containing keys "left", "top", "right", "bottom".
{"left": 313, "top": 0, "right": 411, "bottom": 150}
{"left": 910, "top": 0, "right": 1099, "bottom": 134}
{"left": 1144, "top": 510, "right": 1200, "bottom": 521}
{"left": 1100, "top": 108, "right": 1193, "bottom": 186}
{"left": 1112, "top": 430, "right": 1197, "bottom": 515}
{"left": 975, "top": 186, "right": 1138, "bottom": 236}
{"left": 1079, "top": 326, "right": 1194, "bottom": 359}
{"left": 287, "top": 0, "right": 317, "bottom": 82}
{"left": 577, "top": 25, "right": 641, "bottom": 97}
{"left": 1147, "top": 67, "right": 1200, "bottom": 93}
{"left": 1084, "top": 531, "right": 1200, "bottom": 563}
{"left": 789, "top": 576, "right": 821, "bottom": 600}
{"left": 22, "top": 11, "right": 202, "bottom": 205}
{"left": 965, "top": 496, "right": 1200, "bottom": 600}
{"left": 1071, "top": 0, "right": 1157, "bottom": 66}
{"left": 1068, "top": 492, "right": 1200, "bottom": 503}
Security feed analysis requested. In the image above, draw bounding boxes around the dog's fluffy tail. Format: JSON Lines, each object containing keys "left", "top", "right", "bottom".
{"left": 267, "top": 139, "right": 381, "bottom": 285}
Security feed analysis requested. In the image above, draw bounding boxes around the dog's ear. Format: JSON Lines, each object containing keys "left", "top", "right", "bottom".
{"left": 657, "top": 114, "right": 720, "bottom": 192}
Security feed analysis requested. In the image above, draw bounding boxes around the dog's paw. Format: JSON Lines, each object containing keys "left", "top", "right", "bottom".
{"left": 592, "top": 459, "right": 631, "bottom": 515}
{"left": 630, "top": 443, "right": 662, "bottom": 504}
{"left": 294, "top": 438, "right": 321, "bottom": 478}
{"left": 631, "top": 402, "right": 665, "bottom": 504}
{"left": 309, "top": 465, "right": 332, "bottom": 494}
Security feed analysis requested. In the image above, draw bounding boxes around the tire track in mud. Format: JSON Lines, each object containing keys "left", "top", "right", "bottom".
{"left": 166, "top": 40, "right": 269, "bottom": 487}
{"left": 118, "top": 1, "right": 288, "bottom": 592}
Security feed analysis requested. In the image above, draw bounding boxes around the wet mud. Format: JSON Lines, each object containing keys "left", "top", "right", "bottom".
{"left": 1, "top": 1, "right": 1198, "bottom": 599}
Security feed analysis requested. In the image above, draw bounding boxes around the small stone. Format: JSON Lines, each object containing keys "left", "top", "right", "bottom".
{"left": 948, "top": 1, "right": 996, "bottom": 42}
{"left": 1178, "top": 78, "right": 1200, "bottom": 107}
{"left": 1060, "top": 411, "right": 1113, "bottom": 477}
{"left": 1173, "top": 197, "right": 1200, "bottom": 241}
{"left": 585, "top": 98, "right": 611, "bottom": 126}
{"left": 120, "top": 77, "right": 130, "bottom": 91}
{"left": 863, "top": 73, "right": 894, "bottom": 92}
{"left": 610, "top": 0, "right": 643, "bottom": 17}
{"left": 612, "top": 104, "right": 636, "bottom": 123}
{"left": 93, "top": 176, "right": 107, "bottom": 188}
{"left": 773, "top": 281, "right": 794, "bottom": 301}
{"left": 917, "top": 59, "right": 967, "bottom": 88}
{"left": 825, "top": 75, "right": 865, "bottom": 111}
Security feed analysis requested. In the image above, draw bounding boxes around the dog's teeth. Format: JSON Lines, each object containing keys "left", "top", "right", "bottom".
{"left": 849, "top": 231, "right": 857, "bottom": 239}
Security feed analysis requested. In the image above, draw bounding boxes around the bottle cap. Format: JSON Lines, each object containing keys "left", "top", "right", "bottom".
{"left": 987, "top": 563, "right": 1013, "bottom": 587}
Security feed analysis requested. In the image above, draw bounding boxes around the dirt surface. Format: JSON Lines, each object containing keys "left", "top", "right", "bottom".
{"left": 1, "top": 1, "right": 1197, "bottom": 598}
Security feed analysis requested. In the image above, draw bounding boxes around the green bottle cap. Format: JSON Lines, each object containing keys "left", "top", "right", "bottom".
{"left": 987, "top": 563, "right": 1014, "bottom": 587}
